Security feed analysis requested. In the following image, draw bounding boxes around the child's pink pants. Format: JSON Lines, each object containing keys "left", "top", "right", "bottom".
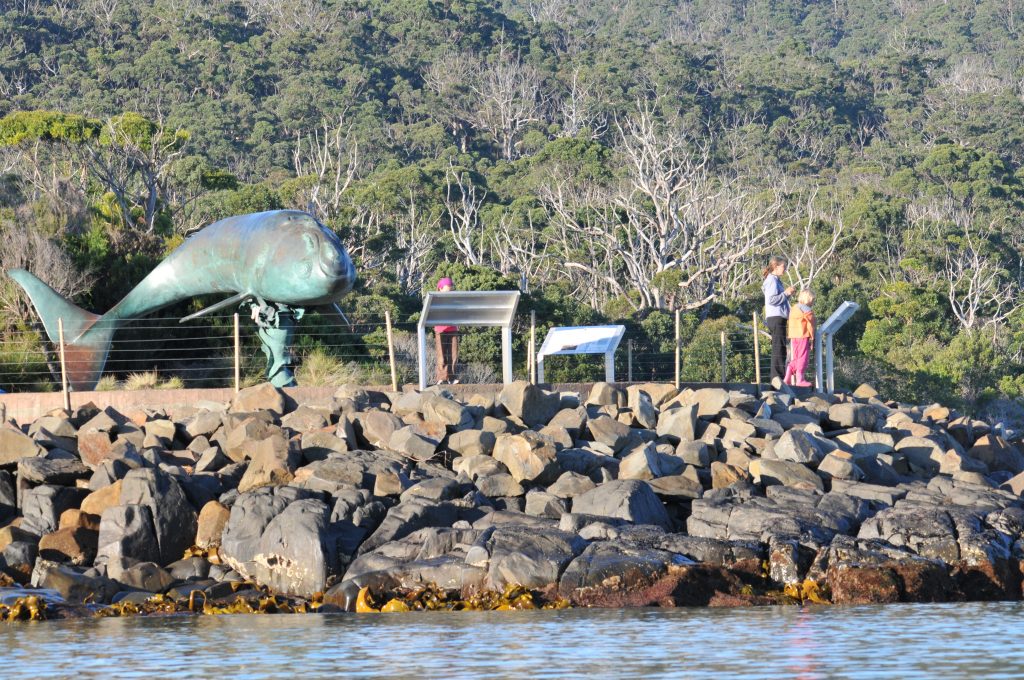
{"left": 788, "top": 337, "right": 810, "bottom": 378}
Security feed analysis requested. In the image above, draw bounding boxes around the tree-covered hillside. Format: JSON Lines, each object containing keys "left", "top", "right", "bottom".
{"left": 2, "top": 0, "right": 1024, "bottom": 414}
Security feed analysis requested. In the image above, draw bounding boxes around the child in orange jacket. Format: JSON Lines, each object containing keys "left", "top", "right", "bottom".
{"left": 784, "top": 289, "right": 816, "bottom": 387}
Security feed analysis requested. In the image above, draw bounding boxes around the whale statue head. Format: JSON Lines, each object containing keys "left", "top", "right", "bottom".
{"left": 257, "top": 212, "right": 356, "bottom": 305}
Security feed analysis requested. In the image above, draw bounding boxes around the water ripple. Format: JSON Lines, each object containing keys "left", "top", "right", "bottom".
{"left": 2, "top": 602, "right": 1023, "bottom": 679}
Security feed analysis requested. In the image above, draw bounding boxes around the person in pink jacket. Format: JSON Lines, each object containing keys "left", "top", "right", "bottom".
{"left": 434, "top": 277, "right": 459, "bottom": 384}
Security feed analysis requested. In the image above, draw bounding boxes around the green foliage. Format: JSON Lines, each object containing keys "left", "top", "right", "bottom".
{"left": 0, "top": 110, "right": 100, "bottom": 145}
{"left": 0, "top": 0, "right": 1023, "bottom": 413}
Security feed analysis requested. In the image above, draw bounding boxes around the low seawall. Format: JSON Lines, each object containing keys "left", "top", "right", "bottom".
{"left": 0, "top": 382, "right": 765, "bottom": 425}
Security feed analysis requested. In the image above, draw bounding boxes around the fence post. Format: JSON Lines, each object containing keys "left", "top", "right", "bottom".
{"left": 674, "top": 309, "right": 680, "bottom": 389}
{"left": 752, "top": 312, "right": 761, "bottom": 395}
{"left": 627, "top": 339, "right": 633, "bottom": 383}
{"left": 385, "top": 310, "right": 398, "bottom": 392}
{"left": 233, "top": 313, "right": 240, "bottom": 393}
{"left": 720, "top": 330, "right": 727, "bottom": 383}
{"left": 58, "top": 317, "right": 70, "bottom": 411}
{"left": 529, "top": 310, "right": 536, "bottom": 384}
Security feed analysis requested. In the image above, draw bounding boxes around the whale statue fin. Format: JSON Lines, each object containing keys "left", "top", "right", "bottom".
{"left": 180, "top": 291, "right": 250, "bottom": 323}
{"left": 7, "top": 268, "right": 113, "bottom": 390}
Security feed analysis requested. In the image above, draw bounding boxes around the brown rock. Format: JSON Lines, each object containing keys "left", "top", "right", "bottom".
{"left": 58, "top": 509, "right": 100, "bottom": 532}
{"left": 230, "top": 382, "right": 287, "bottom": 417}
{"left": 0, "top": 525, "right": 35, "bottom": 552}
{"left": 222, "top": 417, "right": 274, "bottom": 463}
{"left": 891, "top": 561, "right": 957, "bottom": 602}
{"left": 236, "top": 433, "right": 301, "bottom": 493}
{"left": 751, "top": 459, "right": 824, "bottom": 491}
{"left": 1000, "top": 471, "right": 1024, "bottom": 496}
{"left": 38, "top": 527, "right": 98, "bottom": 565}
{"left": 657, "top": 405, "right": 698, "bottom": 443}
{"left": 968, "top": 435, "right": 1024, "bottom": 474}
{"left": 281, "top": 405, "right": 331, "bottom": 432}
{"left": 618, "top": 443, "right": 664, "bottom": 481}
{"left": 195, "top": 501, "right": 231, "bottom": 548}
{"left": 952, "top": 559, "right": 1022, "bottom": 601}
{"left": 0, "top": 426, "right": 47, "bottom": 466}
{"left": 827, "top": 563, "right": 901, "bottom": 604}
{"left": 853, "top": 384, "right": 878, "bottom": 399}
{"left": 80, "top": 480, "right": 123, "bottom": 517}
{"left": 710, "top": 461, "right": 750, "bottom": 489}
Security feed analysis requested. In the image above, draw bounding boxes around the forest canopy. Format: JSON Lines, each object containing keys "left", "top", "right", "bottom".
{"left": 2, "top": 0, "right": 1024, "bottom": 417}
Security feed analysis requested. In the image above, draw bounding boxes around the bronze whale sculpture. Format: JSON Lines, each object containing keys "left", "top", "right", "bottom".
{"left": 8, "top": 210, "right": 356, "bottom": 390}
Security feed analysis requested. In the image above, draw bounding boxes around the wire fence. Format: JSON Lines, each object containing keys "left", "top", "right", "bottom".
{"left": 0, "top": 310, "right": 788, "bottom": 394}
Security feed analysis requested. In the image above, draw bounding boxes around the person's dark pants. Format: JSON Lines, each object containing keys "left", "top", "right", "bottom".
{"left": 434, "top": 331, "right": 459, "bottom": 383}
{"left": 766, "top": 316, "right": 788, "bottom": 382}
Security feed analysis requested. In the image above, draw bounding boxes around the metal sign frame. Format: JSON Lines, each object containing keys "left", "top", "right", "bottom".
{"left": 536, "top": 325, "right": 625, "bottom": 383}
{"left": 417, "top": 290, "right": 521, "bottom": 388}
{"left": 814, "top": 301, "right": 859, "bottom": 393}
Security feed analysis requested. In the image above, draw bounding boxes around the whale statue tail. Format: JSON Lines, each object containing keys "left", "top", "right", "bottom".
{"left": 7, "top": 269, "right": 115, "bottom": 391}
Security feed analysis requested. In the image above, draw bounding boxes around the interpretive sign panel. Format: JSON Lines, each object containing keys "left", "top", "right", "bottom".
{"left": 417, "top": 291, "right": 520, "bottom": 388}
{"left": 536, "top": 325, "right": 625, "bottom": 383}
{"left": 815, "top": 301, "right": 860, "bottom": 393}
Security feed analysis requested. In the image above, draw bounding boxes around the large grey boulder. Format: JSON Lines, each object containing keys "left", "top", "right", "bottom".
{"left": 357, "top": 498, "right": 459, "bottom": 555}
{"left": 31, "top": 560, "right": 119, "bottom": 603}
{"left": 657, "top": 405, "right": 698, "bottom": 443}
{"left": 219, "top": 488, "right": 297, "bottom": 575}
{"left": 769, "top": 430, "right": 824, "bottom": 465}
{"left": 587, "top": 416, "right": 633, "bottom": 453}
{"left": 420, "top": 395, "right": 474, "bottom": 430}
{"left": 293, "top": 450, "right": 405, "bottom": 493}
{"left": 751, "top": 459, "right": 825, "bottom": 492}
{"left": 571, "top": 480, "right": 671, "bottom": 530}
{"left": 558, "top": 540, "right": 683, "bottom": 604}
{"left": 493, "top": 431, "right": 560, "bottom": 484}
{"left": 474, "top": 526, "right": 586, "bottom": 590}
{"left": 447, "top": 429, "right": 496, "bottom": 458}
{"left": 547, "top": 407, "right": 588, "bottom": 438}
{"left": 19, "top": 485, "right": 89, "bottom": 536}
{"left": 17, "top": 454, "right": 90, "bottom": 486}
{"left": 95, "top": 504, "right": 161, "bottom": 570}
{"left": 828, "top": 403, "right": 877, "bottom": 431}
{"left": 499, "top": 381, "right": 562, "bottom": 427}
{"left": 120, "top": 467, "right": 198, "bottom": 566}
{"left": 252, "top": 499, "right": 350, "bottom": 596}
{"left": 586, "top": 382, "right": 626, "bottom": 407}
{"left": 0, "top": 426, "right": 46, "bottom": 466}
{"left": 357, "top": 410, "right": 403, "bottom": 449}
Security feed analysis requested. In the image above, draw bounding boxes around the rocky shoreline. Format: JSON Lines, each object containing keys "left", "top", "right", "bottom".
{"left": 2, "top": 379, "right": 1024, "bottom": 620}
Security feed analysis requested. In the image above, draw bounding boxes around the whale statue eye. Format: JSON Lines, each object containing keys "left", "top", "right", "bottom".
{"left": 297, "top": 260, "right": 312, "bottom": 278}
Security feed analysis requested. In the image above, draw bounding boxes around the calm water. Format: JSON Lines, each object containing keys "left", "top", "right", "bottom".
{"left": 2, "top": 602, "right": 1024, "bottom": 678}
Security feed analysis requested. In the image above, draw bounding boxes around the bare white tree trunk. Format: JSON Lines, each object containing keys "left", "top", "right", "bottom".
{"left": 781, "top": 186, "right": 848, "bottom": 289}
{"left": 541, "top": 101, "right": 785, "bottom": 311}
{"left": 443, "top": 161, "right": 486, "bottom": 266}
{"left": 292, "top": 113, "right": 360, "bottom": 219}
